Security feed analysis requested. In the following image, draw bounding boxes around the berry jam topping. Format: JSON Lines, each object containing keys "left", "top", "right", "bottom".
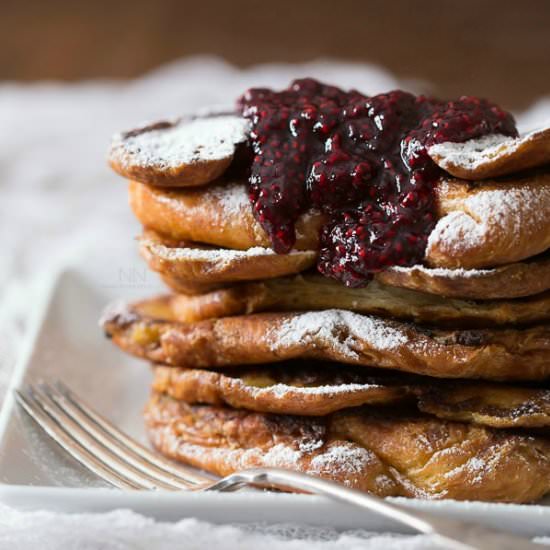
{"left": 237, "top": 79, "right": 517, "bottom": 287}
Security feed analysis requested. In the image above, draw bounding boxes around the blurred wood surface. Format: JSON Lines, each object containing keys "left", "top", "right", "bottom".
{"left": 2, "top": 0, "right": 549, "bottom": 109}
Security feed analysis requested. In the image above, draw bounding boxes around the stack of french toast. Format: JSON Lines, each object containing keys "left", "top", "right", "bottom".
{"left": 103, "top": 80, "right": 550, "bottom": 502}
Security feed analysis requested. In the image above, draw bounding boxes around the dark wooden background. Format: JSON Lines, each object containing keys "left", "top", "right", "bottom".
{"left": 2, "top": 0, "right": 549, "bottom": 109}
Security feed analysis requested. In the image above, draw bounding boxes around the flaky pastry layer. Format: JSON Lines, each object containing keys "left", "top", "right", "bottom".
{"left": 102, "top": 300, "right": 550, "bottom": 381}
{"left": 139, "top": 229, "right": 316, "bottom": 291}
{"left": 166, "top": 274, "right": 550, "bottom": 327}
{"left": 429, "top": 127, "right": 550, "bottom": 180}
{"left": 109, "top": 115, "right": 250, "bottom": 187}
{"left": 152, "top": 363, "right": 550, "bottom": 428}
{"left": 142, "top": 229, "right": 550, "bottom": 299}
{"left": 145, "top": 394, "right": 550, "bottom": 502}
{"left": 130, "top": 173, "right": 550, "bottom": 270}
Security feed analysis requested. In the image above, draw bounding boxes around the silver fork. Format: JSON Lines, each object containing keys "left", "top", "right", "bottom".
{"left": 14, "top": 382, "right": 540, "bottom": 550}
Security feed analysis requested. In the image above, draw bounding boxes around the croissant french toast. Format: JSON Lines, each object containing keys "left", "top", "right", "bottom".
{"left": 375, "top": 254, "right": 550, "bottom": 300}
{"left": 111, "top": 111, "right": 550, "bottom": 187}
{"left": 145, "top": 394, "right": 550, "bottom": 502}
{"left": 139, "top": 229, "right": 316, "bottom": 292}
{"left": 163, "top": 274, "right": 550, "bottom": 327}
{"left": 110, "top": 80, "right": 550, "bottom": 285}
{"left": 152, "top": 363, "right": 410, "bottom": 416}
{"left": 152, "top": 363, "right": 550, "bottom": 428}
{"left": 109, "top": 115, "right": 250, "bottom": 187}
{"left": 102, "top": 300, "right": 550, "bottom": 381}
{"left": 143, "top": 229, "right": 550, "bottom": 299}
{"left": 105, "top": 79, "right": 550, "bottom": 503}
{"left": 129, "top": 179, "right": 323, "bottom": 251}
{"left": 429, "top": 126, "right": 550, "bottom": 180}
{"left": 130, "top": 171, "right": 550, "bottom": 271}
{"left": 427, "top": 173, "right": 550, "bottom": 268}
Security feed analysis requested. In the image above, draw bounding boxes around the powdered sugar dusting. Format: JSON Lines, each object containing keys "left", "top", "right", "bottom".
{"left": 111, "top": 115, "right": 250, "bottom": 169}
{"left": 270, "top": 310, "right": 408, "bottom": 359}
{"left": 427, "top": 210, "right": 484, "bottom": 256}
{"left": 428, "top": 133, "right": 516, "bottom": 170}
{"left": 98, "top": 300, "right": 137, "bottom": 328}
{"left": 179, "top": 439, "right": 378, "bottom": 482}
{"left": 440, "top": 445, "right": 502, "bottom": 486}
{"left": 146, "top": 242, "right": 276, "bottom": 262}
{"left": 310, "top": 443, "right": 375, "bottom": 477}
{"left": 151, "top": 181, "right": 249, "bottom": 221}
{"left": 150, "top": 181, "right": 249, "bottom": 234}
{"left": 429, "top": 126, "right": 550, "bottom": 176}
{"left": 209, "top": 182, "right": 250, "bottom": 217}
{"left": 143, "top": 239, "right": 310, "bottom": 266}
{"left": 261, "top": 444, "right": 304, "bottom": 467}
{"left": 388, "top": 264, "right": 494, "bottom": 279}
{"left": 237, "top": 380, "right": 383, "bottom": 399}
{"left": 427, "top": 178, "right": 550, "bottom": 257}
{"left": 463, "top": 456, "right": 490, "bottom": 485}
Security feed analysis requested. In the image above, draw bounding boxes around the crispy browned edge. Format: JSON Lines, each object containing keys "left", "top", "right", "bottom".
{"left": 165, "top": 275, "right": 550, "bottom": 327}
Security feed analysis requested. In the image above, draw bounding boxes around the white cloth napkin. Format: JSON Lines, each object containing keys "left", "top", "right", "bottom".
{"left": 1, "top": 56, "right": 549, "bottom": 549}
{"left": 0, "top": 505, "right": 451, "bottom": 550}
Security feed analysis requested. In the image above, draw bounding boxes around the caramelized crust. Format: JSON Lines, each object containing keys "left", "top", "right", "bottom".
{"left": 145, "top": 394, "right": 550, "bottom": 502}
{"left": 334, "top": 408, "right": 550, "bottom": 502}
{"left": 112, "top": 150, "right": 232, "bottom": 188}
{"left": 152, "top": 364, "right": 410, "bottom": 416}
{"left": 428, "top": 173, "right": 550, "bottom": 268}
{"left": 129, "top": 180, "right": 324, "bottom": 251}
{"left": 130, "top": 174, "right": 550, "bottom": 270}
{"left": 166, "top": 274, "right": 550, "bottom": 328}
{"left": 101, "top": 300, "right": 550, "bottom": 380}
{"left": 153, "top": 364, "right": 550, "bottom": 428}
{"left": 417, "top": 383, "right": 550, "bottom": 429}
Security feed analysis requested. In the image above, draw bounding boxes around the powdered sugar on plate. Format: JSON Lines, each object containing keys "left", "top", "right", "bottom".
{"left": 270, "top": 309, "right": 408, "bottom": 359}
{"left": 111, "top": 115, "right": 250, "bottom": 169}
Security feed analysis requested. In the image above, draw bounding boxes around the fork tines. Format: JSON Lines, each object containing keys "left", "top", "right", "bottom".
{"left": 15, "top": 382, "right": 210, "bottom": 490}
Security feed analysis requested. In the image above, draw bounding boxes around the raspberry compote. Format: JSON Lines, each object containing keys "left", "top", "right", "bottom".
{"left": 238, "top": 79, "right": 517, "bottom": 287}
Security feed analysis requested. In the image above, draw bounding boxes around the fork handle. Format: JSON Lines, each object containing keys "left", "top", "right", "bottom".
{"left": 205, "top": 468, "right": 539, "bottom": 550}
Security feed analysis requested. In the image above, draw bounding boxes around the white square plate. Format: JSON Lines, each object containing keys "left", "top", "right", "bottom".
{"left": 0, "top": 268, "right": 549, "bottom": 536}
